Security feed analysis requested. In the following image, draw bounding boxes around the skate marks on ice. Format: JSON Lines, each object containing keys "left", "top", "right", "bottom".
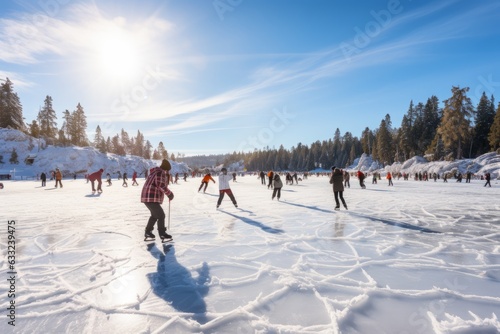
{"left": 2, "top": 177, "right": 500, "bottom": 332}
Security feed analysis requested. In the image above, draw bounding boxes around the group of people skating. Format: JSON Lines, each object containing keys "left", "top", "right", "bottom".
{"left": 32, "top": 158, "right": 495, "bottom": 243}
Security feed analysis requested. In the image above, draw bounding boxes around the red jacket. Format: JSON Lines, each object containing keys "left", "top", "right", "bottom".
{"left": 141, "top": 167, "right": 172, "bottom": 204}
{"left": 88, "top": 169, "right": 103, "bottom": 181}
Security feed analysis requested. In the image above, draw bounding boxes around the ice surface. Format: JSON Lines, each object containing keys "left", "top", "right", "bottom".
{"left": 1, "top": 172, "right": 499, "bottom": 333}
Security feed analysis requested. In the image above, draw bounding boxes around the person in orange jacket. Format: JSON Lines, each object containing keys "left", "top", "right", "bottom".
{"left": 387, "top": 171, "right": 393, "bottom": 186}
{"left": 198, "top": 173, "right": 216, "bottom": 193}
{"left": 55, "top": 168, "right": 63, "bottom": 188}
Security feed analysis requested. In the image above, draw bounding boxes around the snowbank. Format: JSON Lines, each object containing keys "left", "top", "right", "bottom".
{"left": 0, "top": 128, "right": 189, "bottom": 178}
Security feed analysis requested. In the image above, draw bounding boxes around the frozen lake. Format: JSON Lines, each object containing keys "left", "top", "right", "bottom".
{"left": 1, "top": 174, "right": 499, "bottom": 333}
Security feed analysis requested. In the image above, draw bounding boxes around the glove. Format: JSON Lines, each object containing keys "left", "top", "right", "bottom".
{"left": 167, "top": 192, "right": 174, "bottom": 201}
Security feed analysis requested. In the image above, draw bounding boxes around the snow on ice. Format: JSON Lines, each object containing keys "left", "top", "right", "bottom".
{"left": 1, "top": 128, "right": 500, "bottom": 333}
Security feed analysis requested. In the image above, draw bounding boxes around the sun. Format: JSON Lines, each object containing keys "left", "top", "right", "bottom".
{"left": 92, "top": 25, "right": 142, "bottom": 83}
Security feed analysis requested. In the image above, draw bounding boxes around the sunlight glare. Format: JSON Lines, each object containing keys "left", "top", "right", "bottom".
{"left": 94, "top": 26, "right": 141, "bottom": 83}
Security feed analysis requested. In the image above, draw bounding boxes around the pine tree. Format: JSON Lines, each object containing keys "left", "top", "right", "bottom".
{"left": 421, "top": 96, "right": 441, "bottom": 155}
{"left": 437, "top": 86, "right": 474, "bottom": 159}
{"left": 120, "top": 129, "right": 131, "bottom": 154}
{"left": 111, "top": 134, "right": 125, "bottom": 155}
{"left": 473, "top": 93, "right": 496, "bottom": 156}
{"left": 157, "top": 142, "right": 168, "bottom": 159}
{"left": 61, "top": 110, "right": 73, "bottom": 145}
{"left": 132, "top": 130, "right": 144, "bottom": 157}
{"left": 361, "top": 127, "right": 374, "bottom": 154}
{"left": 93, "top": 125, "right": 106, "bottom": 153}
{"left": 71, "top": 103, "right": 88, "bottom": 146}
{"left": 37, "top": 96, "right": 58, "bottom": 139}
{"left": 106, "top": 137, "right": 112, "bottom": 153}
{"left": 144, "top": 140, "right": 152, "bottom": 159}
{"left": 29, "top": 120, "right": 40, "bottom": 138}
{"left": 488, "top": 102, "right": 500, "bottom": 151}
{"left": 375, "top": 119, "right": 393, "bottom": 165}
{"left": 397, "top": 115, "right": 412, "bottom": 160}
{"left": 152, "top": 149, "right": 160, "bottom": 160}
{"left": 0, "top": 78, "right": 24, "bottom": 130}
{"left": 9, "top": 148, "right": 19, "bottom": 164}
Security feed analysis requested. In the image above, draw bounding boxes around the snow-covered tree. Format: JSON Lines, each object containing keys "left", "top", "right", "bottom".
{"left": 9, "top": 148, "right": 19, "bottom": 164}
{"left": 0, "top": 78, "right": 24, "bottom": 131}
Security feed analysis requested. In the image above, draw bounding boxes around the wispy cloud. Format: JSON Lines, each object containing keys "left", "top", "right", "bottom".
{"left": 0, "top": 3, "right": 173, "bottom": 64}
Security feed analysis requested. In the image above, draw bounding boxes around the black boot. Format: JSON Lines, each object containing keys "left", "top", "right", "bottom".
{"left": 159, "top": 231, "right": 172, "bottom": 242}
{"left": 144, "top": 231, "right": 155, "bottom": 241}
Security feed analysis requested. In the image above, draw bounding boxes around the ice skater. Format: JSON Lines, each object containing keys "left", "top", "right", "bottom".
{"left": 141, "top": 159, "right": 174, "bottom": 242}
{"left": 484, "top": 172, "right": 491, "bottom": 187}
{"left": 330, "top": 166, "right": 348, "bottom": 210}
{"left": 217, "top": 168, "right": 238, "bottom": 208}
{"left": 88, "top": 168, "right": 104, "bottom": 193}
{"left": 272, "top": 173, "right": 283, "bottom": 200}
{"left": 106, "top": 173, "right": 112, "bottom": 186}
{"left": 55, "top": 168, "right": 63, "bottom": 188}
{"left": 132, "top": 171, "right": 139, "bottom": 186}
{"left": 357, "top": 170, "right": 366, "bottom": 189}
{"left": 198, "top": 173, "right": 215, "bottom": 193}
{"left": 387, "top": 172, "right": 393, "bottom": 186}
{"left": 122, "top": 172, "right": 128, "bottom": 187}
{"left": 40, "top": 172, "right": 46, "bottom": 187}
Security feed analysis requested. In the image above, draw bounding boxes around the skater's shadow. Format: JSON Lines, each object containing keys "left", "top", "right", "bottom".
{"left": 84, "top": 193, "right": 102, "bottom": 197}
{"left": 348, "top": 212, "right": 441, "bottom": 234}
{"left": 147, "top": 244, "right": 210, "bottom": 324}
{"left": 219, "top": 210, "right": 284, "bottom": 234}
{"left": 281, "top": 201, "right": 335, "bottom": 214}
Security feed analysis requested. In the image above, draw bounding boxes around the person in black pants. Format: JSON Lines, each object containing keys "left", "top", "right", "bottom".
{"left": 484, "top": 172, "right": 491, "bottom": 187}
{"left": 330, "top": 166, "right": 348, "bottom": 210}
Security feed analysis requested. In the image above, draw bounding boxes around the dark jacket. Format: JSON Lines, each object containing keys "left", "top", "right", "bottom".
{"left": 330, "top": 169, "right": 345, "bottom": 192}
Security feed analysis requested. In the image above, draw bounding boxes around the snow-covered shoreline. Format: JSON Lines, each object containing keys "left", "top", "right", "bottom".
{"left": 1, "top": 128, "right": 499, "bottom": 180}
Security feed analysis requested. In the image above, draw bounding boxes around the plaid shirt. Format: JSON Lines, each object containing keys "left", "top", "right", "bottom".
{"left": 141, "top": 167, "right": 172, "bottom": 204}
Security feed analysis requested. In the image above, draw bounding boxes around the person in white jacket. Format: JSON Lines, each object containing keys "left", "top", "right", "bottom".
{"left": 217, "top": 168, "right": 238, "bottom": 208}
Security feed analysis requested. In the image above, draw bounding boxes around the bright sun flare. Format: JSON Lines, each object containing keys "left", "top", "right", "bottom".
{"left": 93, "top": 27, "right": 142, "bottom": 83}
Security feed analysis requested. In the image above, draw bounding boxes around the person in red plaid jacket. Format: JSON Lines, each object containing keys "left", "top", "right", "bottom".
{"left": 141, "top": 159, "right": 174, "bottom": 241}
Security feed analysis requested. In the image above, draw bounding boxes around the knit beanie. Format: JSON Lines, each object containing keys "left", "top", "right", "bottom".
{"left": 160, "top": 159, "right": 171, "bottom": 171}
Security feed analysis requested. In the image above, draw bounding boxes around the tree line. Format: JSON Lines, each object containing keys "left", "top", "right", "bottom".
{"left": 1, "top": 78, "right": 499, "bottom": 170}
{"left": 225, "top": 86, "right": 500, "bottom": 171}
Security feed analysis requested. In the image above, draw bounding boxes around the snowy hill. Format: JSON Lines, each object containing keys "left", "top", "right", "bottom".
{"left": 0, "top": 128, "right": 190, "bottom": 178}
{"left": 348, "top": 152, "right": 500, "bottom": 179}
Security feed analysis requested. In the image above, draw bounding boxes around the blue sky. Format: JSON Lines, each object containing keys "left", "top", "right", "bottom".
{"left": 1, "top": 0, "right": 499, "bottom": 156}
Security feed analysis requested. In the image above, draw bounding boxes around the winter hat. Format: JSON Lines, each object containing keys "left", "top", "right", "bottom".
{"left": 160, "top": 159, "right": 171, "bottom": 171}
{"left": 331, "top": 166, "right": 336, "bottom": 170}
{"left": 221, "top": 167, "right": 227, "bottom": 172}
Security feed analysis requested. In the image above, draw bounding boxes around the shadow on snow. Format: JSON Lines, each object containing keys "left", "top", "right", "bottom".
{"left": 219, "top": 210, "right": 284, "bottom": 234}
{"left": 280, "top": 201, "right": 336, "bottom": 214}
{"left": 147, "top": 243, "right": 210, "bottom": 324}
{"left": 349, "top": 212, "right": 441, "bottom": 234}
